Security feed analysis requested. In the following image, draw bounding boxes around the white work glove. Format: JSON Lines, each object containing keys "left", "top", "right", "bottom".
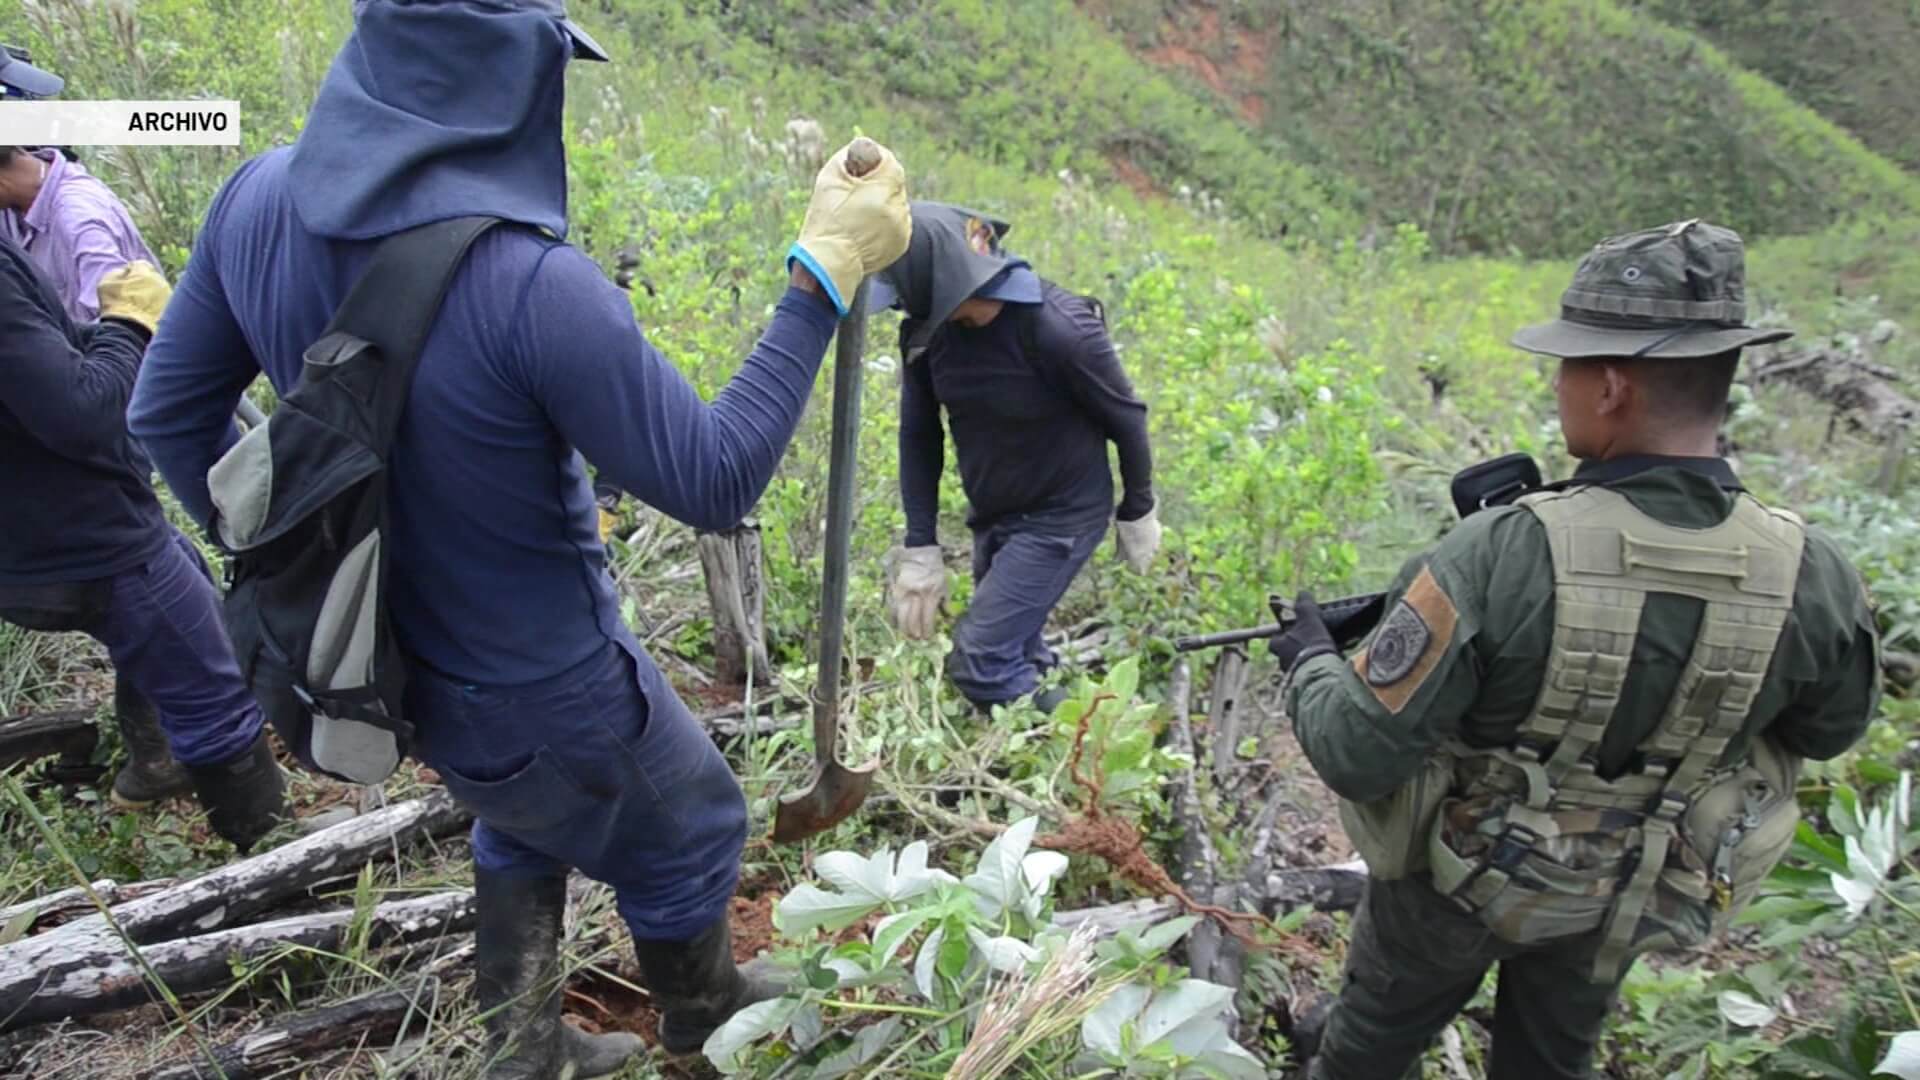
{"left": 889, "top": 545, "right": 948, "bottom": 640}
{"left": 787, "top": 137, "right": 912, "bottom": 316}
{"left": 1114, "top": 506, "right": 1162, "bottom": 573}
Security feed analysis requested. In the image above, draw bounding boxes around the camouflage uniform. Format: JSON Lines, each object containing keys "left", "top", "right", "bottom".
{"left": 1286, "top": 223, "right": 1882, "bottom": 1080}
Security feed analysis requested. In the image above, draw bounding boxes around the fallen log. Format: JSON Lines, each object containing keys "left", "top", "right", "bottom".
{"left": 1752, "top": 347, "right": 1918, "bottom": 441}
{"left": 1206, "top": 649, "right": 1251, "bottom": 786}
{"left": 0, "top": 893, "right": 473, "bottom": 1032}
{"left": 141, "top": 978, "right": 442, "bottom": 1080}
{"left": 1164, "top": 659, "right": 1232, "bottom": 985}
{"left": 0, "top": 709, "right": 96, "bottom": 771}
{"left": 1, "top": 792, "right": 470, "bottom": 984}
{"left": 0, "top": 878, "right": 175, "bottom": 939}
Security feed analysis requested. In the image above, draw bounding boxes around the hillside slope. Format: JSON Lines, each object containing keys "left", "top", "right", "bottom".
{"left": 1634, "top": 0, "right": 1920, "bottom": 171}
{"left": 1081, "top": 0, "right": 1920, "bottom": 254}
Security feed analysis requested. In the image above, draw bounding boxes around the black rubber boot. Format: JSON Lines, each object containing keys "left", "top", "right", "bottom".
{"left": 1031, "top": 685, "right": 1071, "bottom": 715}
{"left": 107, "top": 681, "right": 192, "bottom": 808}
{"left": 474, "top": 870, "right": 646, "bottom": 1079}
{"left": 182, "top": 731, "right": 289, "bottom": 854}
{"left": 632, "top": 916, "right": 788, "bottom": 1056}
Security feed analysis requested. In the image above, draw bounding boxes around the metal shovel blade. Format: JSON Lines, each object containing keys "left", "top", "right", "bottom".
{"left": 772, "top": 750, "right": 878, "bottom": 843}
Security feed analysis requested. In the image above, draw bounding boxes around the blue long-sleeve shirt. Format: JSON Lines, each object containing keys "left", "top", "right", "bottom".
{"left": 0, "top": 235, "right": 169, "bottom": 585}
{"left": 129, "top": 148, "right": 837, "bottom": 683}
{"left": 899, "top": 281, "right": 1153, "bottom": 547}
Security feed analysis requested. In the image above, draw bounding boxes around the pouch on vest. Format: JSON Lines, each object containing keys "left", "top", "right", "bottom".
{"left": 206, "top": 216, "right": 500, "bottom": 784}
{"left": 1421, "top": 484, "right": 1806, "bottom": 981}
{"left": 1338, "top": 751, "right": 1454, "bottom": 880}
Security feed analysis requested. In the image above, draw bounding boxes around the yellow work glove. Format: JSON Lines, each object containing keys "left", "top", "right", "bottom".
{"left": 595, "top": 486, "right": 622, "bottom": 544}
{"left": 786, "top": 138, "right": 911, "bottom": 316}
{"left": 96, "top": 260, "right": 173, "bottom": 337}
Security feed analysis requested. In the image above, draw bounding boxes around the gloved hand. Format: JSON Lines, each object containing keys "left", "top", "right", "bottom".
{"left": 183, "top": 731, "right": 289, "bottom": 854}
{"left": 787, "top": 138, "right": 911, "bottom": 316}
{"left": 595, "top": 483, "right": 622, "bottom": 544}
{"left": 1115, "top": 505, "right": 1162, "bottom": 573}
{"left": 96, "top": 260, "right": 173, "bottom": 337}
{"left": 889, "top": 545, "right": 948, "bottom": 640}
{"left": 1269, "top": 591, "right": 1337, "bottom": 674}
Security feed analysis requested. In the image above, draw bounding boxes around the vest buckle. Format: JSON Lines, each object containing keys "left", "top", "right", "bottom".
{"left": 1648, "top": 791, "right": 1690, "bottom": 824}
{"left": 1488, "top": 820, "right": 1544, "bottom": 873}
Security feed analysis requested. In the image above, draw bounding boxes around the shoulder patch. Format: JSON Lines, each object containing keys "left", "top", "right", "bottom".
{"left": 1352, "top": 565, "right": 1458, "bottom": 715}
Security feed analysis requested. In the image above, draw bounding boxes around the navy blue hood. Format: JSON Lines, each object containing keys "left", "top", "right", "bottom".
{"left": 289, "top": 0, "right": 575, "bottom": 240}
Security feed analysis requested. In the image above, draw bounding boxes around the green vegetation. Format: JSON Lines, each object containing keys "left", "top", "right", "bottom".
{"left": 1088, "top": 0, "right": 1920, "bottom": 254}
{"left": 3, "top": 0, "right": 1919, "bottom": 1076}
{"left": 1635, "top": 0, "right": 1920, "bottom": 171}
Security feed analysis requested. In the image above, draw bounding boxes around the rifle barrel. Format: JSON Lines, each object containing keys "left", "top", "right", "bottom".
{"left": 1172, "top": 624, "right": 1283, "bottom": 652}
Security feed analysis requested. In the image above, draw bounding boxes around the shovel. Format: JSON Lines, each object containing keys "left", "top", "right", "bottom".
{"left": 773, "top": 139, "right": 884, "bottom": 844}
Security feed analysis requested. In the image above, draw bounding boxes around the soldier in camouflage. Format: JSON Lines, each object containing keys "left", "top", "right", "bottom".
{"left": 1270, "top": 220, "right": 1881, "bottom": 1079}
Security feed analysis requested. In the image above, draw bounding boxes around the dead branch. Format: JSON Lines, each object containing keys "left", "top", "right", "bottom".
{"left": 0, "top": 878, "right": 175, "bottom": 937}
{"left": 139, "top": 978, "right": 443, "bottom": 1080}
{"left": 0, "top": 710, "right": 96, "bottom": 772}
{"left": 1, "top": 792, "right": 470, "bottom": 989}
{"left": 0, "top": 893, "right": 474, "bottom": 1032}
{"left": 1752, "top": 346, "right": 1918, "bottom": 441}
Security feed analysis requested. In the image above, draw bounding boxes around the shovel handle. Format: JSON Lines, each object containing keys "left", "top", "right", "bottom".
{"left": 812, "top": 277, "right": 869, "bottom": 765}
{"left": 809, "top": 133, "right": 880, "bottom": 764}
{"left": 845, "top": 136, "right": 882, "bottom": 177}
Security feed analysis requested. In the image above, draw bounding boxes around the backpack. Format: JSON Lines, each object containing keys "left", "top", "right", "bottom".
{"left": 204, "top": 216, "right": 500, "bottom": 785}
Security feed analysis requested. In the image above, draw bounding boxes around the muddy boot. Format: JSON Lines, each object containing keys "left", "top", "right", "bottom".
{"left": 108, "top": 683, "right": 192, "bottom": 808}
{"left": 632, "top": 916, "right": 789, "bottom": 1056}
{"left": 183, "top": 732, "right": 289, "bottom": 854}
{"left": 475, "top": 870, "right": 646, "bottom": 1079}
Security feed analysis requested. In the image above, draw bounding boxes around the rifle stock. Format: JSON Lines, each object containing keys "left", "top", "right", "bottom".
{"left": 1172, "top": 453, "right": 1545, "bottom": 655}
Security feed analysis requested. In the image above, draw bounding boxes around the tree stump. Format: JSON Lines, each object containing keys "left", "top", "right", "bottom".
{"left": 697, "top": 522, "right": 771, "bottom": 687}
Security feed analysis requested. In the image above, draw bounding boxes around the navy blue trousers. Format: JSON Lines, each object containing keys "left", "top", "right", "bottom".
{"left": 946, "top": 520, "right": 1105, "bottom": 706}
{"left": 407, "top": 636, "right": 748, "bottom": 943}
{"left": 0, "top": 528, "right": 263, "bottom": 765}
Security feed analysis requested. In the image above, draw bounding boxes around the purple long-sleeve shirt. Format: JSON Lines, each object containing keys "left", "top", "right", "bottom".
{"left": 129, "top": 148, "right": 838, "bottom": 684}
{"left": 0, "top": 150, "right": 159, "bottom": 323}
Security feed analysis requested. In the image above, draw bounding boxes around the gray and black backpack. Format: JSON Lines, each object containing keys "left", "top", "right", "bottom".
{"left": 205, "top": 216, "right": 500, "bottom": 784}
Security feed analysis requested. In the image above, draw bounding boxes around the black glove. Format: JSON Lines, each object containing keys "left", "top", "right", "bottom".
{"left": 185, "top": 731, "right": 289, "bottom": 854}
{"left": 1269, "top": 591, "right": 1337, "bottom": 673}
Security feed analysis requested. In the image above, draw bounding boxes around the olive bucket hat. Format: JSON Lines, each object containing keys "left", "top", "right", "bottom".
{"left": 1512, "top": 219, "right": 1792, "bottom": 360}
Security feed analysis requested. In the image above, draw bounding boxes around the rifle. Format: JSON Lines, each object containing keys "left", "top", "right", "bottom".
{"left": 1174, "top": 454, "right": 1545, "bottom": 654}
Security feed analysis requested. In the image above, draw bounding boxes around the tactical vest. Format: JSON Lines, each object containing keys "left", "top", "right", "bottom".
{"left": 1405, "top": 485, "right": 1805, "bottom": 981}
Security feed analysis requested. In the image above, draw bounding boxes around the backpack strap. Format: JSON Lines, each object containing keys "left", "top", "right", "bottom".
{"left": 322, "top": 215, "right": 502, "bottom": 446}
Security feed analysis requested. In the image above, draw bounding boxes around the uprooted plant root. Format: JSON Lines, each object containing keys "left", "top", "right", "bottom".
{"left": 1035, "top": 695, "right": 1301, "bottom": 953}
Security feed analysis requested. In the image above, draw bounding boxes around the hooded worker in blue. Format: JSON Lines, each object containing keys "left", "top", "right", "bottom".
{"left": 125, "top": 1, "right": 911, "bottom": 1074}
{"left": 876, "top": 204, "right": 1160, "bottom": 712}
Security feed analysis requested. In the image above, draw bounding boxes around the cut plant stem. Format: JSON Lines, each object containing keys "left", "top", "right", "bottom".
{"left": 1873, "top": 925, "right": 1920, "bottom": 1028}
{"left": 816, "top": 998, "right": 948, "bottom": 1020}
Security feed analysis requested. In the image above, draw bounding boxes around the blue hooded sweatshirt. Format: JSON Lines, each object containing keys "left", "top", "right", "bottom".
{"left": 128, "top": 0, "right": 838, "bottom": 683}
